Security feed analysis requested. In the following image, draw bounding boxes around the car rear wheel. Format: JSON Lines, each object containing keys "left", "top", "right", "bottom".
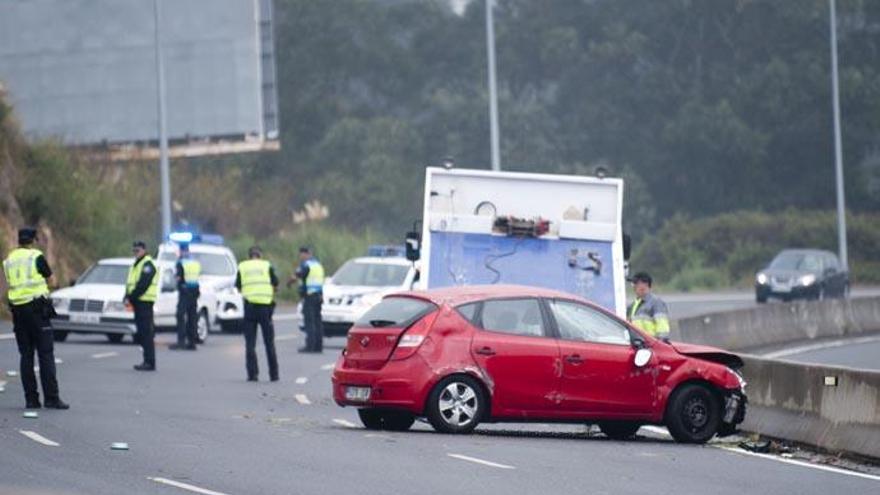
{"left": 196, "top": 310, "right": 210, "bottom": 343}
{"left": 665, "top": 384, "right": 721, "bottom": 444}
{"left": 598, "top": 421, "right": 642, "bottom": 440}
{"left": 426, "top": 375, "right": 485, "bottom": 434}
{"left": 357, "top": 409, "right": 415, "bottom": 431}
{"left": 53, "top": 331, "right": 69, "bottom": 342}
{"left": 106, "top": 333, "right": 125, "bottom": 344}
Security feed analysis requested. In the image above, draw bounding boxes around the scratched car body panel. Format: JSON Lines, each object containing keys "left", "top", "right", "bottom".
{"left": 332, "top": 284, "right": 747, "bottom": 443}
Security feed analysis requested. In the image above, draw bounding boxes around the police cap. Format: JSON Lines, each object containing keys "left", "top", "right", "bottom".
{"left": 18, "top": 227, "right": 37, "bottom": 244}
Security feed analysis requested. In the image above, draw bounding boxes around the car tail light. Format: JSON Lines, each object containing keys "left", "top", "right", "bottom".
{"left": 390, "top": 310, "right": 440, "bottom": 361}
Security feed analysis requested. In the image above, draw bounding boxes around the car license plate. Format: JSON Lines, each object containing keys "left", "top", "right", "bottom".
{"left": 70, "top": 313, "right": 101, "bottom": 324}
{"left": 344, "top": 386, "right": 371, "bottom": 402}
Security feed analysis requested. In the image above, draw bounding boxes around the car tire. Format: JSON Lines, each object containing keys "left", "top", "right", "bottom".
{"left": 53, "top": 331, "right": 69, "bottom": 342}
{"left": 425, "top": 374, "right": 485, "bottom": 434}
{"left": 598, "top": 421, "right": 642, "bottom": 440}
{"left": 106, "top": 333, "right": 124, "bottom": 344}
{"left": 196, "top": 310, "right": 210, "bottom": 344}
{"left": 755, "top": 292, "right": 767, "bottom": 304}
{"left": 356, "top": 409, "right": 415, "bottom": 431}
{"left": 665, "top": 383, "right": 721, "bottom": 444}
{"left": 220, "top": 320, "right": 242, "bottom": 333}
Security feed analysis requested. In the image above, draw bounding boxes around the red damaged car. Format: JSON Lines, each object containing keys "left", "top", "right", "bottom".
{"left": 332, "top": 285, "right": 746, "bottom": 443}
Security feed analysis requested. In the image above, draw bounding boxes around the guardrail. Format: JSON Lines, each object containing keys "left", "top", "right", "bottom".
{"left": 672, "top": 297, "right": 880, "bottom": 460}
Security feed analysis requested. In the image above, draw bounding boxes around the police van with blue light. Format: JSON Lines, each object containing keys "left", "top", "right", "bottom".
{"left": 49, "top": 232, "right": 245, "bottom": 342}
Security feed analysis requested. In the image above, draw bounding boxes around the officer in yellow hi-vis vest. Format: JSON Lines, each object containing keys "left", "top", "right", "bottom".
{"left": 171, "top": 243, "right": 201, "bottom": 350}
{"left": 235, "top": 246, "right": 279, "bottom": 381}
{"left": 2, "top": 227, "right": 69, "bottom": 410}
{"left": 125, "top": 240, "right": 159, "bottom": 371}
{"left": 627, "top": 272, "right": 670, "bottom": 338}
{"left": 289, "top": 246, "right": 325, "bottom": 353}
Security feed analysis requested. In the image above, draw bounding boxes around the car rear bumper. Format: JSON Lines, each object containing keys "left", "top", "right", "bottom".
{"left": 331, "top": 356, "right": 432, "bottom": 413}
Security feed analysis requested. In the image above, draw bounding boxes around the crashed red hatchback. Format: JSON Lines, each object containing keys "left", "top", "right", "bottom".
{"left": 332, "top": 285, "right": 746, "bottom": 443}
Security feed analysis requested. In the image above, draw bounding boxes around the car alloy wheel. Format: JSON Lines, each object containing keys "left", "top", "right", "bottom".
{"left": 426, "top": 375, "right": 485, "bottom": 434}
{"left": 196, "top": 310, "right": 210, "bottom": 343}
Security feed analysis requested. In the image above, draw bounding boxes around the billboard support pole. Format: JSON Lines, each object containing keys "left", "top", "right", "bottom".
{"left": 154, "top": 0, "right": 172, "bottom": 239}
{"left": 829, "top": 0, "right": 848, "bottom": 271}
{"left": 485, "top": 0, "right": 501, "bottom": 171}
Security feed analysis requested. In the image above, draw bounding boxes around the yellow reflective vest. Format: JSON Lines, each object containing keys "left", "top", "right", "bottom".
{"left": 3, "top": 248, "right": 50, "bottom": 306}
{"left": 126, "top": 255, "right": 159, "bottom": 303}
{"left": 627, "top": 293, "right": 670, "bottom": 337}
{"left": 238, "top": 259, "right": 274, "bottom": 305}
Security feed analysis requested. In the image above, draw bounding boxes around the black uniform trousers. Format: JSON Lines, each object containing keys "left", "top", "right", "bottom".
{"left": 132, "top": 301, "right": 155, "bottom": 366}
{"left": 243, "top": 302, "right": 278, "bottom": 380}
{"left": 302, "top": 293, "right": 324, "bottom": 352}
{"left": 11, "top": 301, "right": 60, "bottom": 404}
{"left": 176, "top": 287, "right": 199, "bottom": 346}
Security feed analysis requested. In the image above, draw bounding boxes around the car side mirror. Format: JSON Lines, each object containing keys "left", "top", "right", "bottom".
{"left": 631, "top": 335, "right": 646, "bottom": 349}
{"left": 634, "top": 348, "right": 652, "bottom": 368}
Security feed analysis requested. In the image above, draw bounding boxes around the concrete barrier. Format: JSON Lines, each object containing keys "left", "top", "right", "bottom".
{"left": 673, "top": 296, "right": 880, "bottom": 351}
{"left": 740, "top": 355, "right": 880, "bottom": 459}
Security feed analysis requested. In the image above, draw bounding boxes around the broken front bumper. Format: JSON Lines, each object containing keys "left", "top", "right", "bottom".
{"left": 718, "top": 390, "right": 747, "bottom": 437}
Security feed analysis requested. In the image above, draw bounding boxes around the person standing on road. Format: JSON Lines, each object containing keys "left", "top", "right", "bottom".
{"left": 288, "top": 246, "right": 324, "bottom": 353}
{"left": 235, "top": 246, "right": 280, "bottom": 382}
{"left": 125, "top": 240, "right": 159, "bottom": 371}
{"left": 170, "top": 243, "right": 200, "bottom": 350}
{"left": 2, "top": 227, "right": 69, "bottom": 409}
{"left": 627, "top": 272, "right": 670, "bottom": 338}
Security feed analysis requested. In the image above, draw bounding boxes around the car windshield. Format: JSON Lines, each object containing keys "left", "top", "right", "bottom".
{"left": 78, "top": 264, "right": 130, "bottom": 285}
{"left": 332, "top": 261, "right": 409, "bottom": 287}
{"left": 190, "top": 252, "right": 235, "bottom": 276}
{"left": 770, "top": 253, "right": 820, "bottom": 271}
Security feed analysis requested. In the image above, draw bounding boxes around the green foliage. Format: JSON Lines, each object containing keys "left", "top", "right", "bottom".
{"left": 632, "top": 210, "right": 880, "bottom": 290}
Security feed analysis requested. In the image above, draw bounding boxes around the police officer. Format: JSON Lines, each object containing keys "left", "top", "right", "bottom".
{"left": 2, "top": 227, "right": 69, "bottom": 409}
{"left": 289, "top": 246, "right": 324, "bottom": 353}
{"left": 627, "top": 272, "right": 670, "bottom": 338}
{"left": 125, "top": 240, "right": 159, "bottom": 371}
{"left": 235, "top": 246, "right": 279, "bottom": 381}
{"left": 170, "top": 243, "right": 200, "bottom": 350}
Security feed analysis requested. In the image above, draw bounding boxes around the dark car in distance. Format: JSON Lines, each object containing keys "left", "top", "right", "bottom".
{"left": 755, "top": 249, "right": 848, "bottom": 303}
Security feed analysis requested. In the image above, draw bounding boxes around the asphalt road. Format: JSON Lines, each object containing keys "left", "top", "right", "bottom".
{"left": 1, "top": 314, "right": 878, "bottom": 495}
{"left": 761, "top": 336, "right": 880, "bottom": 371}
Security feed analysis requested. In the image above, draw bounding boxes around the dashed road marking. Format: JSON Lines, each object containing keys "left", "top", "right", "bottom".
{"left": 276, "top": 335, "right": 298, "bottom": 341}
{"left": 273, "top": 314, "right": 300, "bottom": 322}
{"left": 333, "top": 418, "right": 357, "bottom": 428}
{"left": 320, "top": 363, "right": 335, "bottom": 371}
{"left": 719, "top": 446, "right": 880, "bottom": 482}
{"left": 54, "top": 358, "right": 62, "bottom": 364}
{"left": 641, "top": 426, "right": 671, "bottom": 438}
{"left": 447, "top": 453, "right": 515, "bottom": 470}
{"left": 147, "top": 477, "right": 230, "bottom": 495}
{"left": 294, "top": 394, "right": 311, "bottom": 405}
{"left": 91, "top": 351, "right": 119, "bottom": 359}
{"left": 295, "top": 377, "right": 308, "bottom": 385}
{"left": 0, "top": 333, "right": 15, "bottom": 341}
{"left": 19, "top": 430, "right": 60, "bottom": 447}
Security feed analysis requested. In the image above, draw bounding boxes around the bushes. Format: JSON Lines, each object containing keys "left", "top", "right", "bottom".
{"left": 632, "top": 210, "right": 880, "bottom": 291}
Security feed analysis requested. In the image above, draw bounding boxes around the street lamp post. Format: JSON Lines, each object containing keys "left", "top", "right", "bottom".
{"left": 485, "top": 0, "right": 501, "bottom": 171}
{"left": 829, "top": 0, "right": 848, "bottom": 271}
{"left": 154, "top": 0, "right": 172, "bottom": 239}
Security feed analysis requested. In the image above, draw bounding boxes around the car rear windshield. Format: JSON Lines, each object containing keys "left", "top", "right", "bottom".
{"left": 78, "top": 264, "right": 130, "bottom": 285}
{"left": 332, "top": 261, "right": 409, "bottom": 287}
{"left": 354, "top": 297, "right": 436, "bottom": 328}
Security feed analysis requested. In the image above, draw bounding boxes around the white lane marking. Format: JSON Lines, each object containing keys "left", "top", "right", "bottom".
{"left": 91, "top": 351, "right": 119, "bottom": 359}
{"left": 273, "top": 314, "right": 300, "bottom": 321}
{"left": 147, "top": 477, "right": 230, "bottom": 495}
{"left": 761, "top": 335, "right": 880, "bottom": 359}
{"left": 0, "top": 380, "right": 7, "bottom": 388}
{"left": 19, "top": 430, "right": 60, "bottom": 447}
{"left": 54, "top": 358, "right": 62, "bottom": 364}
{"left": 275, "top": 335, "right": 298, "bottom": 341}
{"left": 320, "top": 363, "right": 335, "bottom": 370}
{"left": 6, "top": 370, "right": 18, "bottom": 377}
{"left": 295, "top": 377, "right": 308, "bottom": 385}
{"left": 641, "top": 426, "right": 671, "bottom": 438}
{"left": 333, "top": 418, "right": 357, "bottom": 428}
{"left": 0, "top": 333, "right": 15, "bottom": 340}
{"left": 447, "top": 453, "right": 515, "bottom": 470}
{"left": 719, "top": 446, "right": 880, "bottom": 482}
{"left": 294, "top": 394, "right": 311, "bottom": 405}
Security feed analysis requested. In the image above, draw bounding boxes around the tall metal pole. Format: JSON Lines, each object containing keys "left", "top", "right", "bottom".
{"left": 829, "top": 0, "right": 848, "bottom": 270}
{"left": 154, "top": 0, "right": 172, "bottom": 239}
{"left": 485, "top": 0, "right": 501, "bottom": 171}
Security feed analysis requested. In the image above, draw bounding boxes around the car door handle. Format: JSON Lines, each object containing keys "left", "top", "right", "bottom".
{"left": 475, "top": 346, "right": 496, "bottom": 356}
{"left": 565, "top": 354, "right": 584, "bottom": 365}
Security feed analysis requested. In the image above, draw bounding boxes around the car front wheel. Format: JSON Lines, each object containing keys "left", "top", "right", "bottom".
{"left": 106, "top": 333, "right": 124, "bottom": 344}
{"left": 53, "top": 331, "right": 69, "bottom": 342}
{"left": 196, "top": 310, "right": 210, "bottom": 343}
{"left": 665, "top": 384, "right": 721, "bottom": 444}
{"left": 426, "top": 375, "right": 485, "bottom": 434}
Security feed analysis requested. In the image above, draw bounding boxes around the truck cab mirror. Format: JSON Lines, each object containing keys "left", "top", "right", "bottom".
{"left": 623, "top": 234, "right": 632, "bottom": 261}
{"left": 405, "top": 231, "right": 421, "bottom": 262}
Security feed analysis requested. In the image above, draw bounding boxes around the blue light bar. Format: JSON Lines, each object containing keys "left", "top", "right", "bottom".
{"left": 367, "top": 245, "right": 406, "bottom": 257}
{"left": 168, "top": 232, "right": 194, "bottom": 243}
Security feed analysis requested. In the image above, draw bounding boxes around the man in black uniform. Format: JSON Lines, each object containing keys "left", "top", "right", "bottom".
{"left": 170, "top": 243, "right": 200, "bottom": 350}
{"left": 2, "top": 227, "right": 69, "bottom": 409}
{"left": 125, "top": 241, "right": 158, "bottom": 371}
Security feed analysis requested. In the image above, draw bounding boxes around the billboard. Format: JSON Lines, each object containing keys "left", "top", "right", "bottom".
{"left": 0, "top": 0, "right": 279, "bottom": 158}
